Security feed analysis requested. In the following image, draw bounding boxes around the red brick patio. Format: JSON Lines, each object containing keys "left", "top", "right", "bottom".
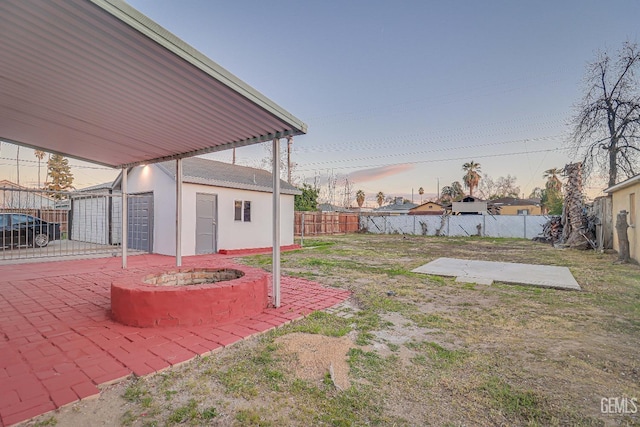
{"left": 0, "top": 254, "right": 349, "bottom": 426}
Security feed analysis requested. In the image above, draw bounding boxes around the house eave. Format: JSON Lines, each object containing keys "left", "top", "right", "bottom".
{"left": 604, "top": 174, "right": 640, "bottom": 194}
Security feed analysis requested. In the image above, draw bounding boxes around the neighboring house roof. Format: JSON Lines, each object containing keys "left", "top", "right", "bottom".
{"left": 604, "top": 174, "right": 640, "bottom": 193}
{"left": 0, "top": 179, "right": 21, "bottom": 189}
{"left": 491, "top": 197, "right": 540, "bottom": 207}
{"left": 408, "top": 201, "right": 445, "bottom": 215}
{"left": 410, "top": 201, "right": 444, "bottom": 209}
{"left": 157, "top": 157, "right": 302, "bottom": 196}
{"left": 374, "top": 202, "right": 418, "bottom": 212}
{"left": 0, "top": 180, "right": 56, "bottom": 208}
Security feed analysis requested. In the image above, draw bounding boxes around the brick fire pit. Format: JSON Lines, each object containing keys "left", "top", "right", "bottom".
{"left": 111, "top": 267, "right": 269, "bottom": 327}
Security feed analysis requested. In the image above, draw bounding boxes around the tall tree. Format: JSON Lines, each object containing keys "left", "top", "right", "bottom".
{"left": 543, "top": 168, "right": 563, "bottom": 192}
{"left": 440, "top": 181, "right": 465, "bottom": 202}
{"left": 294, "top": 183, "right": 319, "bottom": 211}
{"left": 462, "top": 161, "right": 481, "bottom": 197}
{"left": 541, "top": 169, "right": 563, "bottom": 215}
{"left": 478, "top": 174, "right": 520, "bottom": 199}
{"left": 571, "top": 41, "right": 640, "bottom": 187}
{"left": 45, "top": 154, "right": 74, "bottom": 197}
{"left": 528, "top": 187, "right": 544, "bottom": 199}
{"left": 34, "top": 150, "right": 46, "bottom": 189}
{"left": 418, "top": 186, "right": 424, "bottom": 203}
{"left": 376, "top": 191, "right": 385, "bottom": 207}
{"left": 451, "top": 181, "right": 464, "bottom": 200}
{"left": 356, "top": 189, "right": 365, "bottom": 208}
{"left": 494, "top": 175, "right": 520, "bottom": 199}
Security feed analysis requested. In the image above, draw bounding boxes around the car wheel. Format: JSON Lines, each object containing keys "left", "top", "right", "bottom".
{"left": 33, "top": 233, "right": 49, "bottom": 248}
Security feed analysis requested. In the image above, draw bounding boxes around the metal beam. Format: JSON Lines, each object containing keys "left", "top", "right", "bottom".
{"left": 121, "top": 167, "right": 127, "bottom": 269}
{"left": 176, "top": 158, "right": 183, "bottom": 267}
{"left": 117, "top": 130, "right": 302, "bottom": 169}
{"left": 272, "top": 138, "right": 281, "bottom": 307}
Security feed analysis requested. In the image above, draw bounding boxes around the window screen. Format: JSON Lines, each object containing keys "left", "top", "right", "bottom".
{"left": 243, "top": 201, "right": 251, "bottom": 222}
{"left": 234, "top": 200, "right": 242, "bottom": 221}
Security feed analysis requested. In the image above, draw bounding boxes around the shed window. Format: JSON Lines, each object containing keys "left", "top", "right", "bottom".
{"left": 630, "top": 193, "right": 636, "bottom": 226}
{"left": 234, "top": 200, "right": 242, "bottom": 221}
{"left": 243, "top": 201, "right": 251, "bottom": 222}
{"left": 235, "top": 200, "right": 252, "bottom": 222}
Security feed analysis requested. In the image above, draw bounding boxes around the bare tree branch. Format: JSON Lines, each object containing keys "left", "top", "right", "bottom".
{"left": 570, "top": 42, "right": 640, "bottom": 187}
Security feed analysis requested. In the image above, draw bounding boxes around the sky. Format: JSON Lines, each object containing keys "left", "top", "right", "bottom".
{"left": 2, "top": 0, "right": 640, "bottom": 205}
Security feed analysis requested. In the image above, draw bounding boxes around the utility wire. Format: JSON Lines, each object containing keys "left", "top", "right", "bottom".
{"left": 299, "top": 135, "right": 567, "bottom": 167}
{"left": 297, "top": 147, "right": 567, "bottom": 173}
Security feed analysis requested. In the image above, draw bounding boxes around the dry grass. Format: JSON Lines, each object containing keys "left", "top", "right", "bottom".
{"left": 26, "top": 234, "right": 640, "bottom": 427}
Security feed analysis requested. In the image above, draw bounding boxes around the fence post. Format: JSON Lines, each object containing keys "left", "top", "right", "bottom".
{"left": 301, "top": 213, "right": 305, "bottom": 247}
{"left": 523, "top": 215, "right": 527, "bottom": 239}
{"left": 483, "top": 215, "right": 486, "bottom": 237}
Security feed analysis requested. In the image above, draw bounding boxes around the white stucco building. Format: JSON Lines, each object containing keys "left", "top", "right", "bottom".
{"left": 109, "top": 157, "right": 300, "bottom": 256}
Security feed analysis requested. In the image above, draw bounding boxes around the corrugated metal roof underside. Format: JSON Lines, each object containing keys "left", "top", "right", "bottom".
{"left": 0, "top": 0, "right": 306, "bottom": 169}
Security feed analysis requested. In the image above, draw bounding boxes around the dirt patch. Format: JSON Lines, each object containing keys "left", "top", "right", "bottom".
{"left": 275, "top": 332, "right": 353, "bottom": 390}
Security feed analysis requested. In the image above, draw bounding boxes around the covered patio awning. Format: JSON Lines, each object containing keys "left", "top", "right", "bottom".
{"left": 0, "top": 0, "right": 306, "bottom": 168}
{"left": 1, "top": 0, "right": 306, "bottom": 307}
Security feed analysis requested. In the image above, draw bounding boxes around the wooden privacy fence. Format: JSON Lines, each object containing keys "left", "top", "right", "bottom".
{"left": 294, "top": 212, "right": 360, "bottom": 236}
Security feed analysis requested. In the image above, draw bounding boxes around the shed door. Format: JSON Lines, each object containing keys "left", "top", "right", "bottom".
{"left": 127, "top": 193, "right": 153, "bottom": 252}
{"left": 196, "top": 193, "right": 217, "bottom": 254}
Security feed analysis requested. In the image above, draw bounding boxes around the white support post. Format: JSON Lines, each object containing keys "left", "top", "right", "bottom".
{"left": 272, "top": 138, "right": 281, "bottom": 307}
{"left": 121, "top": 167, "right": 128, "bottom": 269}
{"left": 176, "top": 158, "right": 183, "bottom": 267}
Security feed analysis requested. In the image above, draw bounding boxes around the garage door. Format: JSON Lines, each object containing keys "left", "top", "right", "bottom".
{"left": 127, "top": 193, "right": 153, "bottom": 252}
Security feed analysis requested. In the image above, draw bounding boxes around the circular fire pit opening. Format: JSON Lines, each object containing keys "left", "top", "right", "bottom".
{"left": 142, "top": 268, "right": 244, "bottom": 286}
{"left": 111, "top": 267, "right": 269, "bottom": 328}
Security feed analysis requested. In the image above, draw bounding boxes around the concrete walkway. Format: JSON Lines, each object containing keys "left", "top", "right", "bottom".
{"left": 0, "top": 254, "right": 349, "bottom": 426}
{"left": 412, "top": 257, "right": 581, "bottom": 290}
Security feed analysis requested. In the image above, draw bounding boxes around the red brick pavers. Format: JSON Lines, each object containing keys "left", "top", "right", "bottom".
{"left": 0, "top": 254, "right": 349, "bottom": 426}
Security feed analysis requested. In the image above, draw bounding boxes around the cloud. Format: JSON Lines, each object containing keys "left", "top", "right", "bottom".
{"left": 348, "top": 164, "right": 413, "bottom": 183}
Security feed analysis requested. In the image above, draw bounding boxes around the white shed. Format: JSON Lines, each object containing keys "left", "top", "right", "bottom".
{"left": 114, "top": 157, "right": 300, "bottom": 256}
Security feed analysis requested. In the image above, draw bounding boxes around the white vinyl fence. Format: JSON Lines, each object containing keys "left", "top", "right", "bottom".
{"left": 361, "top": 214, "right": 550, "bottom": 239}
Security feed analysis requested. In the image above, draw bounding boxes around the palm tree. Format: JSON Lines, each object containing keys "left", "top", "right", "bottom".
{"left": 451, "top": 181, "right": 464, "bottom": 200}
{"left": 418, "top": 187, "right": 424, "bottom": 203}
{"left": 543, "top": 167, "right": 563, "bottom": 192}
{"left": 356, "top": 190, "right": 365, "bottom": 208}
{"left": 376, "top": 191, "right": 385, "bottom": 207}
{"left": 34, "top": 150, "right": 46, "bottom": 188}
{"left": 440, "top": 181, "right": 465, "bottom": 203}
{"left": 440, "top": 186, "right": 454, "bottom": 202}
{"left": 462, "top": 161, "right": 481, "bottom": 197}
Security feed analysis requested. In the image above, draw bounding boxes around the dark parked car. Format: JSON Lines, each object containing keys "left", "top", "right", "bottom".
{"left": 0, "top": 213, "right": 61, "bottom": 248}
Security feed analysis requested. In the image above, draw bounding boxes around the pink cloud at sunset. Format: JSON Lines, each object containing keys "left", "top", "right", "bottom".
{"left": 348, "top": 164, "right": 413, "bottom": 183}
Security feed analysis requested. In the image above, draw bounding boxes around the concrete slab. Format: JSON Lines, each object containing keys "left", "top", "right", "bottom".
{"left": 455, "top": 275, "right": 494, "bottom": 286}
{"left": 412, "top": 257, "right": 581, "bottom": 291}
